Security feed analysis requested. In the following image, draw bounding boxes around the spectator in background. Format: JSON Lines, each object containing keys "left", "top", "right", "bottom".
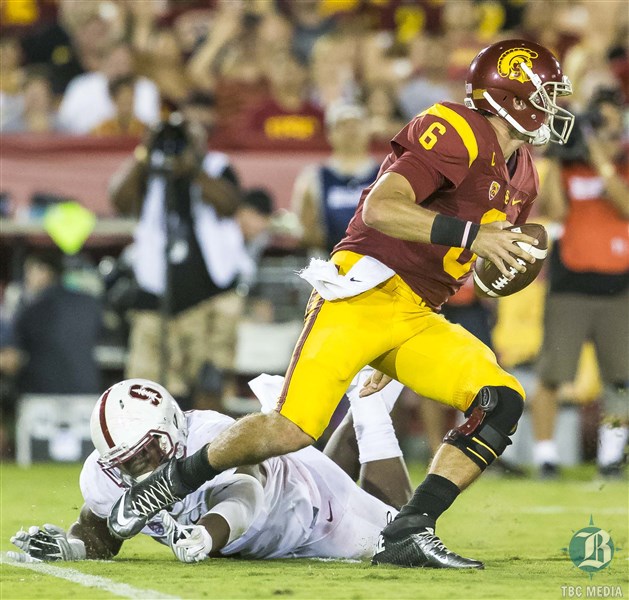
{"left": 91, "top": 75, "right": 146, "bottom": 137}
{"left": 0, "top": 36, "right": 24, "bottom": 127}
{"left": 1, "top": 250, "right": 102, "bottom": 396}
{"left": 180, "top": 91, "right": 219, "bottom": 139}
{"left": 608, "top": 45, "right": 629, "bottom": 104}
{"left": 109, "top": 115, "right": 245, "bottom": 411}
{"left": 2, "top": 66, "right": 58, "bottom": 133}
{"left": 531, "top": 88, "right": 629, "bottom": 478}
{"left": 557, "top": 2, "right": 627, "bottom": 104}
{"left": 234, "top": 188, "right": 275, "bottom": 292}
{"left": 58, "top": 40, "right": 159, "bottom": 134}
{"left": 0, "top": 308, "right": 19, "bottom": 458}
{"left": 135, "top": 25, "right": 191, "bottom": 107}
{"left": 239, "top": 49, "right": 326, "bottom": 150}
{"left": 292, "top": 102, "right": 379, "bottom": 254}
{"left": 398, "top": 34, "right": 455, "bottom": 121}
{"left": 309, "top": 30, "right": 361, "bottom": 109}
{"left": 19, "top": 0, "right": 116, "bottom": 95}
{"left": 363, "top": 81, "right": 407, "bottom": 150}
{"left": 237, "top": 188, "right": 274, "bottom": 251}
{"left": 442, "top": 0, "right": 484, "bottom": 83}
{"left": 186, "top": 9, "right": 291, "bottom": 141}
{"left": 280, "top": 0, "right": 336, "bottom": 64}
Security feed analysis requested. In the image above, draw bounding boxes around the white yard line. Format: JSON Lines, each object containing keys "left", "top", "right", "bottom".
{"left": 521, "top": 506, "right": 626, "bottom": 515}
{"left": 1, "top": 555, "right": 181, "bottom": 600}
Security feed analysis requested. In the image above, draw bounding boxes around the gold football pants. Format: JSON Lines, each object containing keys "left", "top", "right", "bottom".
{"left": 278, "top": 251, "right": 525, "bottom": 439}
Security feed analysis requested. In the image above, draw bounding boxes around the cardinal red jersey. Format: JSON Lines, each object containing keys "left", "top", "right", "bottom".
{"left": 335, "top": 102, "right": 539, "bottom": 309}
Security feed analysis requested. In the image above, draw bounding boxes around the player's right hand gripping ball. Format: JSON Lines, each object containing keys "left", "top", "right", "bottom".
{"left": 473, "top": 223, "right": 548, "bottom": 297}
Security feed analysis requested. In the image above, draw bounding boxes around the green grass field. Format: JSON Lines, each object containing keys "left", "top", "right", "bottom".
{"left": 1, "top": 462, "right": 627, "bottom": 600}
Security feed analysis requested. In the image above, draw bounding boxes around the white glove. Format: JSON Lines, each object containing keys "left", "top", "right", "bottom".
{"left": 160, "top": 511, "right": 213, "bottom": 564}
{"left": 9, "top": 525, "right": 86, "bottom": 562}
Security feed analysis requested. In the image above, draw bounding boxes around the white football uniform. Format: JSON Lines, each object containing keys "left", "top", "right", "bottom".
{"left": 80, "top": 409, "right": 397, "bottom": 560}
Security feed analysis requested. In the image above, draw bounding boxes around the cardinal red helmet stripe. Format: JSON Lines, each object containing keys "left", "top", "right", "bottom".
{"left": 99, "top": 388, "right": 115, "bottom": 448}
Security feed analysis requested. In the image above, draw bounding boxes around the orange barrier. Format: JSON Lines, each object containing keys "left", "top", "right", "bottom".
{"left": 1, "top": 134, "right": 328, "bottom": 216}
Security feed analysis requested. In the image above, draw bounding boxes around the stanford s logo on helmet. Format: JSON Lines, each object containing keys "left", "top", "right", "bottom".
{"left": 90, "top": 379, "right": 187, "bottom": 486}
{"left": 129, "top": 383, "right": 163, "bottom": 406}
{"left": 465, "top": 39, "right": 575, "bottom": 146}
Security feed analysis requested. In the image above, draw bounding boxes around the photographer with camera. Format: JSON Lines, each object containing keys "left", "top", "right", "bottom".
{"left": 110, "top": 114, "right": 250, "bottom": 411}
{"left": 530, "top": 88, "right": 629, "bottom": 478}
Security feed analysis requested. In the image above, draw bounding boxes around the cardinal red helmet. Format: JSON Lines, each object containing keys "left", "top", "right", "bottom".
{"left": 465, "top": 39, "right": 574, "bottom": 145}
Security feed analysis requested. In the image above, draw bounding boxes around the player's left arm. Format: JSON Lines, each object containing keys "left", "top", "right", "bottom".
{"left": 362, "top": 169, "right": 439, "bottom": 242}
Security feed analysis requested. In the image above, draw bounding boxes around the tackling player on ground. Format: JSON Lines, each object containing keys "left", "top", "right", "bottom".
{"left": 9, "top": 376, "right": 410, "bottom": 563}
{"left": 106, "top": 39, "right": 575, "bottom": 568}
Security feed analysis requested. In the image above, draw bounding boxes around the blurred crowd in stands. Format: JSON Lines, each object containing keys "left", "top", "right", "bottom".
{"left": 1, "top": 0, "right": 627, "bottom": 146}
{"left": 0, "top": 0, "right": 627, "bottom": 475}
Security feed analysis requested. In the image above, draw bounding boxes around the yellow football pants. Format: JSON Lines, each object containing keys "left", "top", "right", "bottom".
{"left": 278, "top": 251, "right": 525, "bottom": 439}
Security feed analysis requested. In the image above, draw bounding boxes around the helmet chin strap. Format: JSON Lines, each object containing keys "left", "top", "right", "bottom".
{"left": 481, "top": 91, "right": 549, "bottom": 145}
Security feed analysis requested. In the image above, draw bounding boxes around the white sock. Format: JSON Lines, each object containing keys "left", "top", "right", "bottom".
{"left": 597, "top": 424, "right": 628, "bottom": 467}
{"left": 533, "top": 439, "right": 559, "bottom": 466}
{"left": 349, "top": 388, "right": 402, "bottom": 464}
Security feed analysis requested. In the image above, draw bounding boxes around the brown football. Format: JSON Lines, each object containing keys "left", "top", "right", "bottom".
{"left": 473, "top": 223, "right": 548, "bottom": 298}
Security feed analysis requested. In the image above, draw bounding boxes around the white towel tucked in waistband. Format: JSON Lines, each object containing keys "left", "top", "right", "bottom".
{"left": 297, "top": 256, "right": 395, "bottom": 301}
{"left": 248, "top": 373, "right": 285, "bottom": 413}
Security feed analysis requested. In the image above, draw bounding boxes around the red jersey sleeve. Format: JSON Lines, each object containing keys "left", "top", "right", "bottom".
{"left": 385, "top": 152, "right": 445, "bottom": 204}
{"left": 390, "top": 105, "right": 477, "bottom": 191}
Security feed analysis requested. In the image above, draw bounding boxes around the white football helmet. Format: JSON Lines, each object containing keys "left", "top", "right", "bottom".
{"left": 90, "top": 379, "right": 187, "bottom": 486}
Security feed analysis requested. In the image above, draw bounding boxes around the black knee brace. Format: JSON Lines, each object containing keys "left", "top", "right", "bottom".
{"left": 444, "top": 386, "right": 524, "bottom": 470}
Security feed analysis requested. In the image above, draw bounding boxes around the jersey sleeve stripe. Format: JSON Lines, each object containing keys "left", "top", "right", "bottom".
{"left": 420, "top": 104, "right": 479, "bottom": 168}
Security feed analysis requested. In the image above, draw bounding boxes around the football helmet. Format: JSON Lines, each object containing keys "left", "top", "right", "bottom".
{"left": 90, "top": 379, "right": 187, "bottom": 486}
{"left": 465, "top": 39, "right": 574, "bottom": 145}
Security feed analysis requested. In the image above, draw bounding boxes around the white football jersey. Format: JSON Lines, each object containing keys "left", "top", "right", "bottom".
{"left": 80, "top": 409, "right": 395, "bottom": 559}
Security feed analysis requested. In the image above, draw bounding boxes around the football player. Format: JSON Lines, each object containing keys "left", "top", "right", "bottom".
{"left": 107, "top": 39, "right": 575, "bottom": 569}
{"left": 9, "top": 375, "right": 412, "bottom": 563}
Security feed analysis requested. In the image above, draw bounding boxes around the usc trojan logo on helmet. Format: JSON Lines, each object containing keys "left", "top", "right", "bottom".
{"left": 497, "top": 48, "right": 539, "bottom": 83}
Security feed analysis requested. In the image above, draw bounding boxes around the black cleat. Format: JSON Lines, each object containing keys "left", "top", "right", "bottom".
{"left": 372, "top": 527, "right": 484, "bottom": 569}
{"left": 107, "top": 457, "right": 191, "bottom": 540}
{"left": 598, "top": 461, "right": 626, "bottom": 479}
{"left": 539, "top": 462, "right": 560, "bottom": 480}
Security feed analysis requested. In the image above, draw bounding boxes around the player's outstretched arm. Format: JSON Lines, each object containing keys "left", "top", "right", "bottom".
{"left": 9, "top": 507, "right": 122, "bottom": 563}
{"left": 68, "top": 505, "right": 124, "bottom": 559}
{"left": 9, "top": 505, "right": 121, "bottom": 562}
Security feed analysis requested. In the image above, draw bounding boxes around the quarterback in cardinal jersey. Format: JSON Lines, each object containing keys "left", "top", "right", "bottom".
{"left": 107, "top": 39, "right": 575, "bottom": 570}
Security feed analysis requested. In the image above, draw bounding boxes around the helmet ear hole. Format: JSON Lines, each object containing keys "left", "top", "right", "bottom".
{"left": 513, "top": 98, "right": 526, "bottom": 110}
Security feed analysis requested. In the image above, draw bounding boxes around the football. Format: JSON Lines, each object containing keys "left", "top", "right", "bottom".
{"left": 473, "top": 223, "right": 548, "bottom": 298}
